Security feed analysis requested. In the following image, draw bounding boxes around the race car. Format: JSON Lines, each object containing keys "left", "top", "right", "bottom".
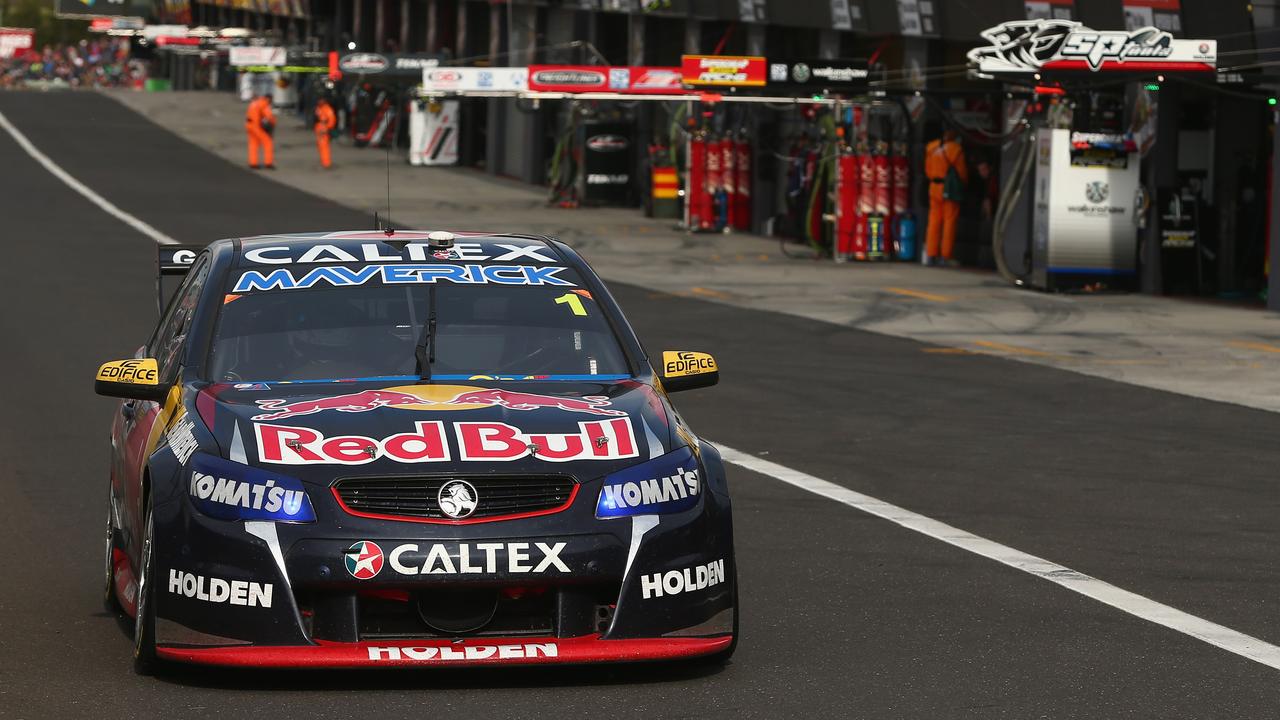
{"left": 96, "top": 230, "right": 735, "bottom": 673}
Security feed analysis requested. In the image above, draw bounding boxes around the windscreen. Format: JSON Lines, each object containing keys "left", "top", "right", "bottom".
{"left": 207, "top": 271, "right": 629, "bottom": 382}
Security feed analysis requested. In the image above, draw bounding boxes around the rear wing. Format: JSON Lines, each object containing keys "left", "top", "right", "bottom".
{"left": 156, "top": 244, "right": 206, "bottom": 315}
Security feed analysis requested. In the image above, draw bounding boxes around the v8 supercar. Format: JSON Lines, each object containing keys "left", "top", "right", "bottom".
{"left": 97, "top": 230, "right": 736, "bottom": 673}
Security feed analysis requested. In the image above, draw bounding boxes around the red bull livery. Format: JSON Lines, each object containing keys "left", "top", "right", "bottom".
{"left": 95, "top": 231, "right": 735, "bottom": 673}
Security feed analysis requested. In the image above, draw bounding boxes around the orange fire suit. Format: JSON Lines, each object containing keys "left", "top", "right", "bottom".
{"left": 924, "top": 138, "right": 967, "bottom": 260}
{"left": 245, "top": 96, "right": 276, "bottom": 168}
{"left": 314, "top": 100, "right": 337, "bottom": 168}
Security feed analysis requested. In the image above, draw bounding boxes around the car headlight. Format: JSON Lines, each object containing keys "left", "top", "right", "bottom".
{"left": 595, "top": 446, "right": 701, "bottom": 519}
{"left": 187, "top": 453, "right": 316, "bottom": 523}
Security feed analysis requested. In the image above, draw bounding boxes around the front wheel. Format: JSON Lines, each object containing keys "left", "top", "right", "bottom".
{"left": 132, "top": 498, "right": 159, "bottom": 675}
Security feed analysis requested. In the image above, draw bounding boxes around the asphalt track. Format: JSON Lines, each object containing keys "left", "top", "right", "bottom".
{"left": 2, "top": 91, "right": 1280, "bottom": 718}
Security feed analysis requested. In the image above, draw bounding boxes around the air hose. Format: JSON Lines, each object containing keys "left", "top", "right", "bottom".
{"left": 992, "top": 124, "right": 1038, "bottom": 285}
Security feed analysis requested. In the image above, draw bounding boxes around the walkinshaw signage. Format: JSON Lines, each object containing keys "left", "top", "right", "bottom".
{"left": 767, "top": 58, "right": 869, "bottom": 90}
{"left": 680, "top": 55, "right": 767, "bottom": 87}
{"left": 968, "top": 20, "right": 1215, "bottom": 75}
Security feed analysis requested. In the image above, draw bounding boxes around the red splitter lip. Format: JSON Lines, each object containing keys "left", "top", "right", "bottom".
{"left": 156, "top": 635, "right": 731, "bottom": 668}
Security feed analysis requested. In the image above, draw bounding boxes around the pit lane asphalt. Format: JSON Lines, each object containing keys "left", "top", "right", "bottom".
{"left": 2, "top": 91, "right": 1279, "bottom": 718}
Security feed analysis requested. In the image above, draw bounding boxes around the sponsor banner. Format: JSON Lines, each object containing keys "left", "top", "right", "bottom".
{"left": 188, "top": 453, "right": 315, "bottom": 522}
{"left": 680, "top": 55, "right": 767, "bottom": 87}
{"left": 767, "top": 58, "right": 869, "bottom": 90}
{"left": 251, "top": 385, "right": 625, "bottom": 421}
{"left": 88, "top": 16, "right": 144, "bottom": 31}
{"left": 338, "top": 53, "right": 440, "bottom": 76}
{"left": 528, "top": 65, "right": 609, "bottom": 92}
{"left": 168, "top": 569, "right": 273, "bottom": 607}
{"left": 255, "top": 417, "right": 639, "bottom": 465}
{"left": 641, "top": 558, "right": 726, "bottom": 599}
{"left": 242, "top": 240, "right": 556, "bottom": 265}
{"left": 968, "top": 20, "right": 1215, "bottom": 75}
{"left": 231, "top": 263, "right": 575, "bottom": 292}
{"left": 230, "top": 46, "right": 285, "bottom": 67}
{"left": 421, "top": 66, "right": 528, "bottom": 93}
{"left": 596, "top": 446, "right": 700, "bottom": 518}
{"left": 0, "top": 28, "right": 34, "bottom": 60}
{"left": 526, "top": 66, "right": 687, "bottom": 95}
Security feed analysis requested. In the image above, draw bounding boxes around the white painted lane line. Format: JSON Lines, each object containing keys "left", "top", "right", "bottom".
{"left": 717, "top": 445, "right": 1280, "bottom": 671}
{"left": 0, "top": 109, "right": 177, "bottom": 245}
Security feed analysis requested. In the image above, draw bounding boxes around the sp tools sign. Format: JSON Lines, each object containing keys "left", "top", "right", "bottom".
{"left": 967, "top": 20, "right": 1215, "bottom": 75}
{"left": 680, "top": 55, "right": 767, "bottom": 87}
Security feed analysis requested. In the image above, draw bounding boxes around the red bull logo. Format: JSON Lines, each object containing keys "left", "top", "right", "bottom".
{"left": 251, "top": 385, "right": 625, "bottom": 421}
{"left": 255, "top": 417, "right": 638, "bottom": 465}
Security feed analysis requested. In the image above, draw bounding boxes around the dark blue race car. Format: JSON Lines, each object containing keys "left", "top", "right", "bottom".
{"left": 95, "top": 230, "right": 735, "bottom": 673}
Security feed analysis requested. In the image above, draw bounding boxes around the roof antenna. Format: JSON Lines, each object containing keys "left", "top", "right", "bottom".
{"left": 383, "top": 136, "right": 394, "bottom": 237}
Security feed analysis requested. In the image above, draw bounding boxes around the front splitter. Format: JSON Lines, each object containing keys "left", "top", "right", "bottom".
{"left": 156, "top": 634, "right": 732, "bottom": 668}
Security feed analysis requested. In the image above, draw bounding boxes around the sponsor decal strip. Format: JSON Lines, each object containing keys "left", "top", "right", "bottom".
{"left": 641, "top": 558, "right": 725, "bottom": 600}
{"left": 242, "top": 241, "right": 555, "bottom": 265}
{"left": 233, "top": 263, "right": 574, "bottom": 292}
{"left": 168, "top": 569, "right": 273, "bottom": 608}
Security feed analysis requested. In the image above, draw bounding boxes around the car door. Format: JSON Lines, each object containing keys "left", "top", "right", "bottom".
{"left": 113, "top": 255, "right": 210, "bottom": 559}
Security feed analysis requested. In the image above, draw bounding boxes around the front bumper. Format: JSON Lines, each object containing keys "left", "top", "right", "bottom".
{"left": 157, "top": 635, "right": 732, "bottom": 668}
{"left": 149, "top": 460, "right": 735, "bottom": 667}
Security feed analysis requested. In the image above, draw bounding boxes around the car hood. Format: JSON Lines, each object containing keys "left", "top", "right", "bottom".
{"left": 195, "top": 379, "right": 675, "bottom": 483}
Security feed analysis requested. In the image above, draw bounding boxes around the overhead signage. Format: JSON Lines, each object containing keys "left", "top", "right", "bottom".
{"left": 767, "top": 58, "right": 868, "bottom": 90}
{"left": 55, "top": 0, "right": 151, "bottom": 18}
{"left": 967, "top": 20, "right": 1215, "bottom": 75}
{"left": 0, "top": 27, "right": 33, "bottom": 60}
{"left": 230, "top": 46, "right": 285, "bottom": 67}
{"left": 421, "top": 66, "right": 528, "bottom": 93}
{"left": 680, "top": 55, "right": 767, "bottom": 87}
{"left": 526, "top": 65, "right": 689, "bottom": 95}
{"left": 88, "top": 16, "right": 144, "bottom": 31}
{"left": 339, "top": 52, "right": 442, "bottom": 76}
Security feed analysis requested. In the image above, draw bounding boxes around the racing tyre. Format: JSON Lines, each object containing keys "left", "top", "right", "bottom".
{"left": 132, "top": 498, "right": 159, "bottom": 675}
{"left": 102, "top": 488, "right": 120, "bottom": 614}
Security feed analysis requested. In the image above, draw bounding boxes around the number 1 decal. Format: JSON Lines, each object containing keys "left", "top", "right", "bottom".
{"left": 555, "top": 293, "right": 587, "bottom": 316}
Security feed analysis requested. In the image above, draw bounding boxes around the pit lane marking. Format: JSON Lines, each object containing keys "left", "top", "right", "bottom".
{"left": 1230, "top": 340, "right": 1280, "bottom": 355}
{"left": 0, "top": 110, "right": 178, "bottom": 246}
{"left": 718, "top": 445, "right": 1280, "bottom": 672}
{"left": 885, "top": 287, "right": 955, "bottom": 303}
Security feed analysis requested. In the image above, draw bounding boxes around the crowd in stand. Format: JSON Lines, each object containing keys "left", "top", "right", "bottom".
{"left": 0, "top": 38, "right": 143, "bottom": 89}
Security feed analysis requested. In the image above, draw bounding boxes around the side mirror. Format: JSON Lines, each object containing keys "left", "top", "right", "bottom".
{"left": 659, "top": 351, "right": 719, "bottom": 393}
{"left": 95, "top": 358, "right": 168, "bottom": 402}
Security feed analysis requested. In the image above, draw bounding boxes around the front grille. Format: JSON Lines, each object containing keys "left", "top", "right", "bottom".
{"left": 333, "top": 475, "right": 577, "bottom": 522}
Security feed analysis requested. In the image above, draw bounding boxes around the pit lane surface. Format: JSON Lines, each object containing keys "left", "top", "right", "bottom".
{"left": 2, "top": 91, "right": 1279, "bottom": 718}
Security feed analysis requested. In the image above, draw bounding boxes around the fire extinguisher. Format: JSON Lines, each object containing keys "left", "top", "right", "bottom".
{"left": 686, "top": 129, "right": 709, "bottom": 232}
{"left": 835, "top": 147, "right": 857, "bottom": 262}
{"left": 734, "top": 130, "right": 751, "bottom": 231}
{"left": 868, "top": 140, "right": 891, "bottom": 260}
{"left": 853, "top": 140, "right": 873, "bottom": 260}
{"left": 721, "top": 135, "right": 736, "bottom": 232}
{"left": 704, "top": 133, "right": 724, "bottom": 232}
{"left": 890, "top": 139, "right": 913, "bottom": 260}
